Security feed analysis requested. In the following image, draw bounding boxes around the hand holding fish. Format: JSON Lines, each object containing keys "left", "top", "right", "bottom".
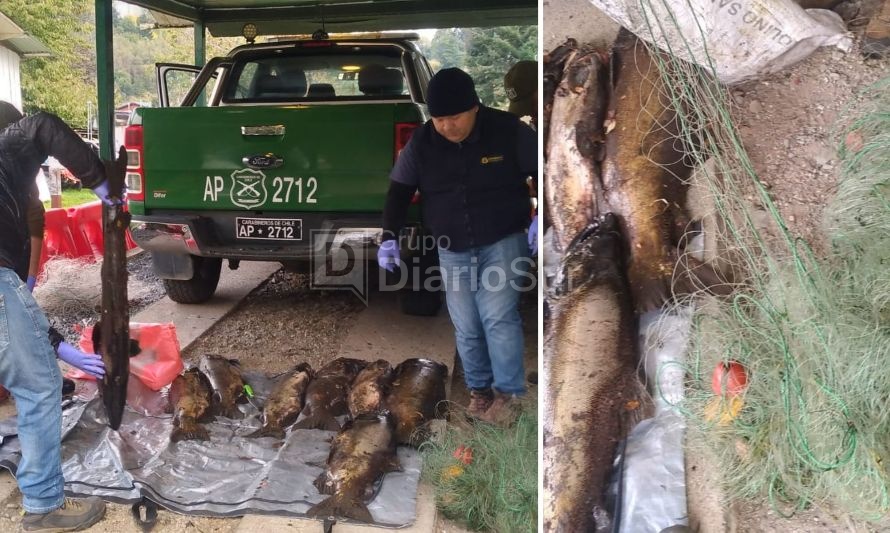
{"left": 95, "top": 146, "right": 129, "bottom": 206}
{"left": 57, "top": 342, "right": 106, "bottom": 379}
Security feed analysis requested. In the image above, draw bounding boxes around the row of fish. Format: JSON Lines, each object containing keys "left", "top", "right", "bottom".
{"left": 169, "top": 355, "right": 448, "bottom": 447}
{"left": 543, "top": 29, "right": 718, "bottom": 532}
{"left": 304, "top": 358, "right": 448, "bottom": 522}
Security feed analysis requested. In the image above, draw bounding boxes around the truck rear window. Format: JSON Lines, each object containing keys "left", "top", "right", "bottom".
{"left": 222, "top": 46, "right": 411, "bottom": 103}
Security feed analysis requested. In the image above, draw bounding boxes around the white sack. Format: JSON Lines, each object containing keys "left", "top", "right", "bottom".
{"left": 590, "top": 0, "right": 852, "bottom": 84}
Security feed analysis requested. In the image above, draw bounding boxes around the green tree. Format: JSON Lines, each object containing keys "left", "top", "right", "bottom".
{"left": 464, "top": 26, "right": 537, "bottom": 110}
{"left": 4, "top": 1, "right": 241, "bottom": 125}
{"left": 425, "top": 28, "right": 467, "bottom": 71}
{"left": 3, "top": 0, "right": 96, "bottom": 126}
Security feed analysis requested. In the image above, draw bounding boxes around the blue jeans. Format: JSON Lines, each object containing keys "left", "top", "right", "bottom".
{"left": 437, "top": 232, "right": 530, "bottom": 395}
{"left": 0, "top": 268, "right": 64, "bottom": 513}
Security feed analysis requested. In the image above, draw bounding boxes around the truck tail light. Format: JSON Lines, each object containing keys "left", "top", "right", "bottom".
{"left": 124, "top": 125, "right": 145, "bottom": 202}
{"left": 394, "top": 122, "right": 419, "bottom": 162}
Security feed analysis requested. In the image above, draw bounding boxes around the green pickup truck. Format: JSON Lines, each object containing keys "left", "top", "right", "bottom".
{"left": 125, "top": 34, "right": 438, "bottom": 314}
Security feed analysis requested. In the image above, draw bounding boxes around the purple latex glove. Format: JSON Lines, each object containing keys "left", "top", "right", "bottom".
{"left": 92, "top": 180, "right": 127, "bottom": 206}
{"left": 57, "top": 341, "right": 105, "bottom": 379}
{"left": 26, "top": 275, "right": 36, "bottom": 292}
{"left": 377, "top": 239, "right": 400, "bottom": 273}
{"left": 528, "top": 214, "right": 538, "bottom": 256}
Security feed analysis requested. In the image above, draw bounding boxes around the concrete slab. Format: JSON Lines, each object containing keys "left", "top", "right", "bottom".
{"left": 543, "top": 0, "right": 619, "bottom": 52}
{"left": 235, "top": 514, "right": 323, "bottom": 532}
{"left": 132, "top": 261, "right": 281, "bottom": 349}
{"left": 338, "top": 289, "right": 455, "bottom": 373}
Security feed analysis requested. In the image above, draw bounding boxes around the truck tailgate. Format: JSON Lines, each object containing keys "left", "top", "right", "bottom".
{"left": 139, "top": 105, "right": 415, "bottom": 213}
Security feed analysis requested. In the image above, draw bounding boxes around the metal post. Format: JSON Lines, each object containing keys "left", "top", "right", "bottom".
{"left": 194, "top": 18, "right": 206, "bottom": 106}
{"left": 95, "top": 0, "right": 114, "bottom": 159}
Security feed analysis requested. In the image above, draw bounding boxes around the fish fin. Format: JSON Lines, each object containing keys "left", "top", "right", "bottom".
{"left": 306, "top": 495, "right": 374, "bottom": 523}
{"left": 313, "top": 472, "right": 331, "bottom": 494}
{"left": 245, "top": 425, "right": 285, "bottom": 439}
{"left": 218, "top": 404, "right": 243, "bottom": 419}
{"left": 171, "top": 422, "right": 210, "bottom": 443}
{"left": 294, "top": 413, "right": 341, "bottom": 432}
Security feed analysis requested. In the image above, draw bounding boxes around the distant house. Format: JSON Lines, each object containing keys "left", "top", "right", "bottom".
{"left": 115, "top": 101, "right": 142, "bottom": 126}
{"left": 0, "top": 10, "right": 50, "bottom": 109}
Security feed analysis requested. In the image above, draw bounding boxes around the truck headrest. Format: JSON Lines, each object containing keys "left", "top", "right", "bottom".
{"left": 253, "top": 66, "right": 308, "bottom": 99}
{"left": 307, "top": 83, "right": 336, "bottom": 98}
{"left": 359, "top": 65, "right": 405, "bottom": 96}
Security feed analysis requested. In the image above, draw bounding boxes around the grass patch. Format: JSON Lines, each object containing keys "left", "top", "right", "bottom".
{"left": 42, "top": 188, "right": 97, "bottom": 209}
{"left": 420, "top": 407, "right": 537, "bottom": 532}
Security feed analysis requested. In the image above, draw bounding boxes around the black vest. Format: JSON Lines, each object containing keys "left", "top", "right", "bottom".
{"left": 414, "top": 107, "right": 530, "bottom": 252}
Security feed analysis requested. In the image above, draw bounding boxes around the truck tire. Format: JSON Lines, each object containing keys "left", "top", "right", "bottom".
{"left": 163, "top": 257, "right": 222, "bottom": 304}
{"left": 398, "top": 247, "right": 442, "bottom": 316}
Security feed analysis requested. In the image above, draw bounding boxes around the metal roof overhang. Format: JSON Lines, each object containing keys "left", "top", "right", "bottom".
{"left": 95, "top": 0, "right": 535, "bottom": 159}
{"left": 126, "top": 0, "right": 537, "bottom": 36}
{"left": 0, "top": 11, "right": 51, "bottom": 57}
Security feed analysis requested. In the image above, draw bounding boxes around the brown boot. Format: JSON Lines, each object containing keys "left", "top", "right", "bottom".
{"left": 478, "top": 392, "right": 521, "bottom": 427}
{"left": 22, "top": 497, "right": 106, "bottom": 532}
{"left": 466, "top": 389, "right": 494, "bottom": 419}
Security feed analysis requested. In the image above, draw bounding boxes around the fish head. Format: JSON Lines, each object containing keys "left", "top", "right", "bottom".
{"left": 293, "top": 362, "right": 314, "bottom": 377}
{"left": 554, "top": 213, "right": 624, "bottom": 295}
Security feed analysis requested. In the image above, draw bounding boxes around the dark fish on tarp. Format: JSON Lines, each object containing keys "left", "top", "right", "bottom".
{"left": 348, "top": 359, "right": 393, "bottom": 418}
{"left": 307, "top": 413, "right": 401, "bottom": 523}
{"left": 246, "top": 363, "right": 313, "bottom": 439}
{"left": 198, "top": 354, "right": 245, "bottom": 419}
{"left": 169, "top": 368, "right": 213, "bottom": 442}
{"left": 600, "top": 30, "right": 725, "bottom": 312}
{"left": 545, "top": 46, "right": 609, "bottom": 252}
{"left": 294, "top": 357, "right": 367, "bottom": 431}
{"left": 99, "top": 146, "right": 131, "bottom": 430}
{"left": 543, "top": 213, "right": 639, "bottom": 533}
{"left": 385, "top": 358, "right": 448, "bottom": 445}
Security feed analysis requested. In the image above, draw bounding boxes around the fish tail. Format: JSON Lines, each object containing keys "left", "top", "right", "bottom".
{"left": 171, "top": 421, "right": 210, "bottom": 442}
{"left": 306, "top": 494, "right": 374, "bottom": 523}
{"left": 294, "top": 413, "right": 341, "bottom": 431}
{"left": 245, "top": 425, "right": 285, "bottom": 439}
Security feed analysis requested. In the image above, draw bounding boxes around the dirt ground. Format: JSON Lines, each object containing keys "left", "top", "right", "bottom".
{"left": 710, "top": 32, "right": 890, "bottom": 533}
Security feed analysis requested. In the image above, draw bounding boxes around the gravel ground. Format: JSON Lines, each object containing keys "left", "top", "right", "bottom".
{"left": 181, "top": 269, "right": 365, "bottom": 373}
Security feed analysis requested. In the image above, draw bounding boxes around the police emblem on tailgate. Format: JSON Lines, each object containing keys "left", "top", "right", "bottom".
{"left": 231, "top": 169, "right": 267, "bottom": 209}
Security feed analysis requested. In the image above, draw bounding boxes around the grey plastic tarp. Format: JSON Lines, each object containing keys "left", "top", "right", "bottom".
{"left": 0, "top": 372, "right": 422, "bottom": 528}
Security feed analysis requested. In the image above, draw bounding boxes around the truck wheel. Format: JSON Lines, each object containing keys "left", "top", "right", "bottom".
{"left": 398, "top": 247, "right": 441, "bottom": 316}
{"left": 163, "top": 257, "right": 222, "bottom": 304}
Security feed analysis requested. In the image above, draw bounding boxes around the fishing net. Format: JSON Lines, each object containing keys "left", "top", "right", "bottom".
{"left": 629, "top": 4, "right": 890, "bottom": 517}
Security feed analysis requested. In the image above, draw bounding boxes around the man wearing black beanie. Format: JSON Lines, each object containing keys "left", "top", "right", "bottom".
{"left": 378, "top": 68, "right": 537, "bottom": 425}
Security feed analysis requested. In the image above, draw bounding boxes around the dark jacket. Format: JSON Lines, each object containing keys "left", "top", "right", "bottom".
{"left": 0, "top": 112, "right": 104, "bottom": 273}
{"left": 384, "top": 106, "right": 535, "bottom": 252}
